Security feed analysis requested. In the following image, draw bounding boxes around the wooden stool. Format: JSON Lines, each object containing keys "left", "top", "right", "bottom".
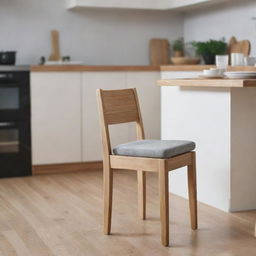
{"left": 97, "top": 88, "right": 197, "bottom": 246}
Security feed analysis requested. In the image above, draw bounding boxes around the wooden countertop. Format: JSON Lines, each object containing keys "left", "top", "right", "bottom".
{"left": 161, "top": 65, "right": 256, "bottom": 72}
{"left": 31, "top": 65, "right": 160, "bottom": 72}
{"left": 31, "top": 64, "right": 256, "bottom": 72}
{"left": 158, "top": 78, "right": 256, "bottom": 88}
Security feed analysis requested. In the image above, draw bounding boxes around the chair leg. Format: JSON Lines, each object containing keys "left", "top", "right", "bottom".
{"left": 103, "top": 164, "right": 113, "bottom": 235}
{"left": 158, "top": 161, "right": 169, "bottom": 246}
{"left": 137, "top": 170, "right": 146, "bottom": 220}
{"left": 187, "top": 152, "right": 198, "bottom": 230}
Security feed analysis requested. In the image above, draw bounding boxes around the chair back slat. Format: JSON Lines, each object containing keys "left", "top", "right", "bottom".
{"left": 97, "top": 88, "right": 145, "bottom": 156}
{"left": 100, "top": 89, "right": 139, "bottom": 125}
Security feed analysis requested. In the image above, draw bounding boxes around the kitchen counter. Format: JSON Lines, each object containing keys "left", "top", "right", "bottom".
{"left": 31, "top": 65, "right": 256, "bottom": 72}
{"left": 160, "top": 71, "right": 256, "bottom": 213}
{"left": 31, "top": 65, "right": 160, "bottom": 72}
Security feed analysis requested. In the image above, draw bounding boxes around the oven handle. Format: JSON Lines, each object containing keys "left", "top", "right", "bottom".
{"left": 0, "top": 122, "right": 15, "bottom": 127}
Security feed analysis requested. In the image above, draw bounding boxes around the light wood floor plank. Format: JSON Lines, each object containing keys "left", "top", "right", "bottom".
{"left": 0, "top": 170, "right": 255, "bottom": 256}
{"left": 0, "top": 234, "right": 17, "bottom": 256}
{"left": 3, "top": 231, "right": 30, "bottom": 256}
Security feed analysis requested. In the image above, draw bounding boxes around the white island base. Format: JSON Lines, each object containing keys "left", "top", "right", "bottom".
{"left": 161, "top": 79, "right": 256, "bottom": 212}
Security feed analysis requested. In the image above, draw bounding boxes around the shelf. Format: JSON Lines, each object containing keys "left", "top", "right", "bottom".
{"left": 66, "top": 0, "right": 231, "bottom": 11}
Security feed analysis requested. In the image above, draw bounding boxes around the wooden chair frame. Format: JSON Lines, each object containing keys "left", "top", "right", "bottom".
{"left": 97, "top": 88, "right": 197, "bottom": 246}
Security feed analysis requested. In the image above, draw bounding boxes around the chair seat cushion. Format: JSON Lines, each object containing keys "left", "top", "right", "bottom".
{"left": 113, "top": 140, "right": 195, "bottom": 159}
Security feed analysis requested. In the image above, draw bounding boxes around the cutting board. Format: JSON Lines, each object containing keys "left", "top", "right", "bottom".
{"left": 228, "top": 36, "right": 251, "bottom": 56}
{"left": 150, "top": 39, "right": 170, "bottom": 66}
{"left": 48, "top": 30, "right": 61, "bottom": 61}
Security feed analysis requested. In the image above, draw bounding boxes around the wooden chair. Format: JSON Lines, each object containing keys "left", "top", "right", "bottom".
{"left": 96, "top": 88, "right": 197, "bottom": 246}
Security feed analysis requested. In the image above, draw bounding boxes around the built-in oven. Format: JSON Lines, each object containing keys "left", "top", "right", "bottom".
{"left": 0, "top": 67, "right": 31, "bottom": 178}
{"left": 0, "top": 71, "right": 30, "bottom": 121}
{"left": 0, "top": 121, "right": 31, "bottom": 177}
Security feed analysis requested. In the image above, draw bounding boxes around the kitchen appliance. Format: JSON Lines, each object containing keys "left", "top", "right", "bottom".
{"left": 0, "top": 51, "right": 16, "bottom": 65}
{"left": 0, "top": 66, "right": 31, "bottom": 178}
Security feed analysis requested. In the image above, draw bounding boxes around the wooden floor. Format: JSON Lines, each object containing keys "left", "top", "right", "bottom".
{"left": 0, "top": 170, "right": 255, "bottom": 256}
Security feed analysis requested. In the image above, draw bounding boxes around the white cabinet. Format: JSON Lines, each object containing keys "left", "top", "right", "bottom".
{"left": 82, "top": 71, "right": 160, "bottom": 161}
{"left": 82, "top": 72, "right": 128, "bottom": 161}
{"left": 31, "top": 71, "right": 161, "bottom": 164}
{"left": 67, "top": 0, "right": 229, "bottom": 11}
{"left": 67, "top": 0, "right": 159, "bottom": 10}
{"left": 126, "top": 71, "right": 160, "bottom": 141}
{"left": 31, "top": 72, "right": 82, "bottom": 165}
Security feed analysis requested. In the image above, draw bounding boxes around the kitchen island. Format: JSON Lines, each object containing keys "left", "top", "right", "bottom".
{"left": 158, "top": 75, "right": 256, "bottom": 213}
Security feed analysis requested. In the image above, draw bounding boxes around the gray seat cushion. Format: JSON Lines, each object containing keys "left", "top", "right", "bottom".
{"left": 113, "top": 140, "right": 195, "bottom": 159}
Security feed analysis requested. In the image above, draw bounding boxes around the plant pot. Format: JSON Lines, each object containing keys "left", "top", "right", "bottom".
{"left": 202, "top": 54, "right": 215, "bottom": 65}
{"left": 174, "top": 50, "right": 184, "bottom": 57}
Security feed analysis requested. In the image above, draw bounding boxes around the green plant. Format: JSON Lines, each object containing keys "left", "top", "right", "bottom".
{"left": 191, "top": 39, "right": 227, "bottom": 56}
{"left": 173, "top": 37, "right": 184, "bottom": 52}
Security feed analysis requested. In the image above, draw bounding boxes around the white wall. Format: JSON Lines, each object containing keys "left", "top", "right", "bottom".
{"left": 2, "top": 0, "right": 255, "bottom": 65}
{"left": 0, "top": 0, "right": 183, "bottom": 65}
{"left": 184, "top": 0, "right": 256, "bottom": 55}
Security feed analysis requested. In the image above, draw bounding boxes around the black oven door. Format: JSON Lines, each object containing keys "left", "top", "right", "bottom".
{"left": 0, "top": 72, "right": 30, "bottom": 121}
{"left": 0, "top": 120, "right": 31, "bottom": 177}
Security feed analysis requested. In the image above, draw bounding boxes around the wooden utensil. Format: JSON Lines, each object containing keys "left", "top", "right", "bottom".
{"left": 171, "top": 57, "right": 200, "bottom": 65}
{"left": 48, "top": 30, "right": 61, "bottom": 61}
{"left": 228, "top": 36, "right": 251, "bottom": 56}
{"left": 150, "top": 39, "right": 170, "bottom": 66}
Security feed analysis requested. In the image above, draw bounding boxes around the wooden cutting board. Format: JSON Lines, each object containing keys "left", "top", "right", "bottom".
{"left": 228, "top": 36, "right": 251, "bottom": 56}
{"left": 150, "top": 39, "right": 170, "bottom": 66}
{"left": 48, "top": 30, "right": 61, "bottom": 61}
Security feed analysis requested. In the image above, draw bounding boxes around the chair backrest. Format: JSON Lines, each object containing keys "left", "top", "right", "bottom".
{"left": 97, "top": 88, "right": 145, "bottom": 157}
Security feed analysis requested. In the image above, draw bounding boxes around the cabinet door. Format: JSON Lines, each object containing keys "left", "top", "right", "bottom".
{"left": 31, "top": 72, "right": 82, "bottom": 165}
{"left": 126, "top": 71, "right": 161, "bottom": 140}
{"left": 82, "top": 72, "right": 128, "bottom": 161}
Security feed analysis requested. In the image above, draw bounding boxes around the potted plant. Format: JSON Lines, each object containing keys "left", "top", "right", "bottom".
{"left": 191, "top": 39, "right": 227, "bottom": 64}
{"left": 172, "top": 37, "right": 184, "bottom": 57}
